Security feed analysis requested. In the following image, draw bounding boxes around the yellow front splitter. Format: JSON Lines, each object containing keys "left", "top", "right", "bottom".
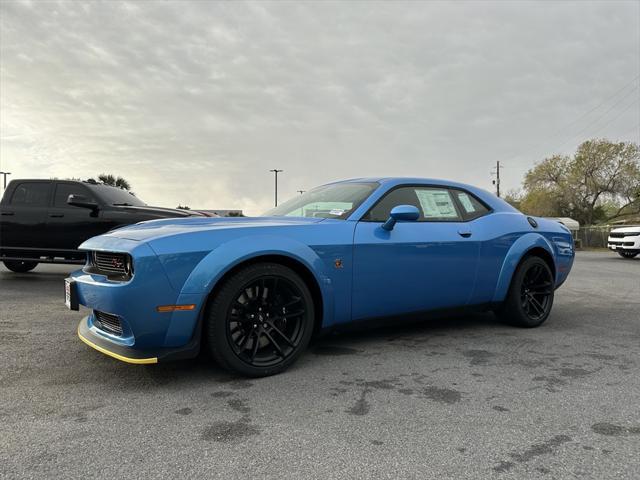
{"left": 77, "top": 326, "right": 158, "bottom": 365}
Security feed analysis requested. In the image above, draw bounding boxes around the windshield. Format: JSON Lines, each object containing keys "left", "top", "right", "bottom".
{"left": 89, "top": 184, "right": 146, "bottom": 206}
{"left": 263, "top": 182, "right": 378, "bottom": 219}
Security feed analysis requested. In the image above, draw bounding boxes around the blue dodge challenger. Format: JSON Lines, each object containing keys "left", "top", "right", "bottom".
{"left": 66, "top": 177, "right": 574, "bottom": 376}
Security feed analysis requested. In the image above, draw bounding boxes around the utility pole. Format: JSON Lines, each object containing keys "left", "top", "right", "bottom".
{"left": 0, "top": 172, "right": 11, "bottom": 190}
{"left": 297, "top": 190, "right": 305, "bottom": 195}
{"left": 491, "top": 161, "right": 501, "bottom": 197}
{"left": 269, "top": 169, "right": 283, "bottom": 206}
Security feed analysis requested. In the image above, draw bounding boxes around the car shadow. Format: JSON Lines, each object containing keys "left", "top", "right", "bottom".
{"left": 94, "top": 311, "right": 503, "bottom": 388}
{"left": 311, "top": 311, "right": 501, "bottom": 349}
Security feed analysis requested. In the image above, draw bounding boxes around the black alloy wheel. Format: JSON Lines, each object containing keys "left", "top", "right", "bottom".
{"left": 520, "top": 262, "right": 554, "bottom": 321}
{"left": 228, "top": 275, "right": 306, "bottom": 367}
{"left": 499, "top": 256, "right": 555, "bottom": 327}
{"left": 206, "top": 263, "right": 314, "bottom": 377}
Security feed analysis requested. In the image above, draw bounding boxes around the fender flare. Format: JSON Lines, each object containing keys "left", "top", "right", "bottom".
{"left": 180, "top": 234, "right": 334, "bottom": 325}
{"left": 492, "top": 233, "right": 556, "bottom": 303}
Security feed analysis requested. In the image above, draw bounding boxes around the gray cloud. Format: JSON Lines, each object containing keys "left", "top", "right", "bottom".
{"left": 1, "top": 0, "right": 638, "bottom": 213}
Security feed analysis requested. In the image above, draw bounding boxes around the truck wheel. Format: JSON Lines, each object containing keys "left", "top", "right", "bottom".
{"left": 617, "top": 251, "right": 638, "bottom": 259}
{"left": 3, "top": 260, "right": 38, "bottom": 273}
{"left": 498, "top": 256, "right": 554, "bottom": 328}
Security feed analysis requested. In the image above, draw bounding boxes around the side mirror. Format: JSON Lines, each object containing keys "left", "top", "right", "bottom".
{"left": 381, "top": 205, "right": 420, "bottom": 231}
{"left": 67, "top": 194, "right": 98, "bottom": 211}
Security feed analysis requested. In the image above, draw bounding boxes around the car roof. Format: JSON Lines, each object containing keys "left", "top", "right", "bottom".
{"left": 325, "top": 176, "right": 518, "bottom": 219}
{"left": 327, "top": 176, "right": 483, "bottom": 190}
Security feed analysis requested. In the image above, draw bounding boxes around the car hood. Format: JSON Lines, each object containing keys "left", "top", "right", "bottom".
{"left": 104, "top": 216, "right": 326, "bottom": 241}
{"left": 112, "top": 205, "right": 203, "bottom": 218}
{"left": 610, "top": 226, "right": 640, "bottom": 233}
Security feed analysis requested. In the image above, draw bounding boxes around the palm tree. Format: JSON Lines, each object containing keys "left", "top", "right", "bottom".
{"left": 98, "top": 174, "right": 131, "bottom": 190}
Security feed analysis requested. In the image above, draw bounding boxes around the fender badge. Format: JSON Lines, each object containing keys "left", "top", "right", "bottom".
{"left": 334, "top": 259, "right": 343, "bottom": 269}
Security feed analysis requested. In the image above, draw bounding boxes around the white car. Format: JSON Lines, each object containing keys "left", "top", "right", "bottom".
{"left": 607, "top": 226, "right": 640, "bottom": 259}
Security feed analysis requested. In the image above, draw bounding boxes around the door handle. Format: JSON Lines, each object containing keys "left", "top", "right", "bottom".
{"left": 1, "top": 212, "right": 14, "bottom": 216}
{"left": 49, "top": 213, "right": 64, "bottom": 218}
{"left": 458, "top": 230, "right": 472, "bottom": 238}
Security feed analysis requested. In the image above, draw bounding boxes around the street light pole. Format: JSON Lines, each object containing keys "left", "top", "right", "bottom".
{"left": 0, "top": 172, "right": 11, "bottom": 190}
{"left": 269, "top": 169, "right": 283, "bottom": 206}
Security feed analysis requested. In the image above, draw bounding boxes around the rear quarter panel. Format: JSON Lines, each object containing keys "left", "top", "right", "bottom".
{"left": 468, "top": 213, "right": 574, "bottom": 304}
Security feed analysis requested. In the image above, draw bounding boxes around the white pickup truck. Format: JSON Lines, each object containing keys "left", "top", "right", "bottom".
{"left": 607, "top": 226, "right": 640, "bottom": 259}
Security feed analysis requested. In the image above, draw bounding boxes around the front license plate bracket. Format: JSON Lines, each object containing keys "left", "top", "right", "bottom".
{"left": 65, "top": 278, "right": 79, "bottom": 311}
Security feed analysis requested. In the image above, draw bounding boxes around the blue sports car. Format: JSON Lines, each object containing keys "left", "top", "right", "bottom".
{"left": 66, "top": 177, "right": 574, "bottom": 376}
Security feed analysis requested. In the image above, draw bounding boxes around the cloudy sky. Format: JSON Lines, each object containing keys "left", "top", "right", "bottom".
{"left": 1, "top": 0, "right": 639, "bottom": 214}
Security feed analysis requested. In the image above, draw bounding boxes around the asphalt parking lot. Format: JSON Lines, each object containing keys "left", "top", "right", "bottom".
{"left": 0, "top": 251, "right": 638, "bottom": 479}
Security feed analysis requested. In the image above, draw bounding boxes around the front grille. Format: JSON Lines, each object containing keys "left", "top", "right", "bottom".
{"left": 608, "top": 241, "right": 623, "bottom": 246}
{"left": 89, "top": 251, "right": 133, "bottom": 280}
{"left": 609, "top": 231, "right": 640, "bottom": 238}
{"left": 94, "top": 310, "right": 123, "bottom": 336}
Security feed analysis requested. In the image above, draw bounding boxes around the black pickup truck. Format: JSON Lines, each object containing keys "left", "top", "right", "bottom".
{"left": 0, "top": 179, "right": 202, "bottom": 272}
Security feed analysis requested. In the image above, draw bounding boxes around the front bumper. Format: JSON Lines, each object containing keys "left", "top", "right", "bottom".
{"left": 70, "top": 239, "right": 205, "bottom": 363}
{"left": 78, "top": 317, "right": 158, "bottom": 364}
{"left": 78, "top": 315, "right": 201, "bottom": 363}
{"left": 607, "top": 235, "right": 640, "bottom": 252}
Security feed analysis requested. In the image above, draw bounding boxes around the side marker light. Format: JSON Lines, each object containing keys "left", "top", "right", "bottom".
{"left": 156, "top": 304, "right": 196, "bottom": 313}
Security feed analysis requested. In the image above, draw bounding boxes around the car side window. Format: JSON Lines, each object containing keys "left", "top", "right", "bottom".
{"left": 415, "top": 188, "right": 461, "bottom": 220}
{"left": 365, "top": 186, "right": 463, "bottom": 222}
{"left": 10, "top": 183, "right": 52, "bottom": 207}
{"left": 53, "top": 183, "right": 95, "bottom": 208}
{"left": 366, "top": 187, "right": 423, "bottom": 221}
{"left": 453, "top": 190, "right": 490, "bottom": 221}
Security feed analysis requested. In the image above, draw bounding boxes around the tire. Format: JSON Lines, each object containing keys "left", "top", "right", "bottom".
{"left": 3, "top": 260, "right": 38, "bottom": 273}
{"left": 205, "top": 262, "right": 315, "bottom": 377}
{"left": 617, "top": 251, "right": 638, "bottom": 259}
{"left": 499, "top": 256, "right": 555, "bottom": 328}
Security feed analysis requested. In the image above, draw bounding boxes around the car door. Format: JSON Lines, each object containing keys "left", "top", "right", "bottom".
{"left": 0, "top": 181, "right": 52, "bottom": 250}
{"left": 351, "top": 185, "right": 481, "bottom": 320}
{"left": 46, "top": 182, "right": 105, "bottom": 250}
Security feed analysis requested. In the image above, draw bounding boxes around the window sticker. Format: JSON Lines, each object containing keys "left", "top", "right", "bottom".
{"left": 287, "top": 202, "right": 353, "bottom": 218}
{"left": 415, "top": 189, "right": 458, "bottom": 218}
{"left": 457, "top": 193, "right": 476, "bottom": 213}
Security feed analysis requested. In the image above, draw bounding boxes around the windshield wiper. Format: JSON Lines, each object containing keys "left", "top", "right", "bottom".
{"left": 112, "top": 203, "right": 135, "bottom": 206}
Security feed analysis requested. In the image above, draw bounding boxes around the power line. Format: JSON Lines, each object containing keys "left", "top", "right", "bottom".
{"left": 545, "top": 74, "right": 640, "bottom": 138}
{"left": 553, "top": 97, "right": 640, "bottom": 153}
{"left": 511, "top": 75, "right": 640, "bottom": 165}
{"left": 502, "top": 98, "right": 639, "bottom": 192}
{"left": 555, "top": 87, "right": 639, "bottom": 145}
{"left": 616, "top": 123, "right": 640, "bottom": 139}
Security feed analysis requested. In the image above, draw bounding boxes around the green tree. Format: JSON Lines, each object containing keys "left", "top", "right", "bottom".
{"left": 520, "top": 139, "right": 640, "bottom": 225}
{"left": 97, "top": 174, "right": 132, "bottom": 190}
{"left": 176, "top": 205, "right": 191, "bottom": 210}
